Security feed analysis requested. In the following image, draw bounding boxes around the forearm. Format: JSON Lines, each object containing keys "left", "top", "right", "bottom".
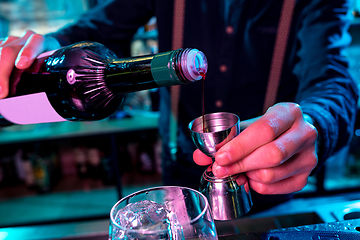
{"left": 295, "top": 0, "right": 358, "bottom": 167}
{"left": 300, "top": 87, "right": 357, "bottom": 169}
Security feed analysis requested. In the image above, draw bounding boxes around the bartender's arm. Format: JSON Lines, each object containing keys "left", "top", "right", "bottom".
{"left": 193, "top": 0, "right": 358, "bottom": 195}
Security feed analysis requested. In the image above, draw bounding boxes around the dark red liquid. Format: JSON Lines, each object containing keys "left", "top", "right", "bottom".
{"left": 200, "top": 71, "right": 206, "bottom": 133}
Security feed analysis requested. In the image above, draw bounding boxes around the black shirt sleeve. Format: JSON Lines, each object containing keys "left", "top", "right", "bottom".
{"left": 294, "top": 0, "right": 359, "bottom": 168}
{"left": 46, "top": 0, "right": 155, "bottom": 58}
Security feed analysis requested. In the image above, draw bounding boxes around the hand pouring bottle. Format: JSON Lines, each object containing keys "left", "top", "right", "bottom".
{"left": 0, "top": 41, "right": 207, "bottom": 125}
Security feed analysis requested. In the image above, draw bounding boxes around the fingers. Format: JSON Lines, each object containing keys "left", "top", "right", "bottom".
{"left": 240, "top": 116, "right": 261, "bottom": 131}
{"left": 246, "top": 146, "right": 317, "bottom": 185}
{"left": 210, "top": 103, "right": 319, "bottom": 195}
{"left": 0, "top": 30, "right": 46, "bottom": 99}
{"left": 0, "top": 36, "right": 18, "bottom": 46}
{"left": 221, "top": 119, "right": 316, "bottom": 176}
{"left": 192, "top": 102, "right": 319, "bottom": 194}
{"left": 16, "top": 33, "right": 46, "bottom": 69}
{"left": 0, "top": 35, "right": 24, "bottom": 98}
{"left": 213, "top": 109, "right": 317, "bottom": 178}
{"left": 247, "top": 146, "right": 317, "bottom": 195}
{"left": 193, "top": 149, "right": 212, "bottom": 166}
{"left": 248, "top": 172, "right": 310, "bottom": 195}
{"left": 0, "top": 42, "right": 21, "bottom": 98}
{"left": 215, "top": 103, "right": 300, "bottom": 167}
{"left": 234, "top": 173, "right": 248, "bottom": 186}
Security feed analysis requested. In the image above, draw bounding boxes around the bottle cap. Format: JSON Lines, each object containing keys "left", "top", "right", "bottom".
{"left": 181, "top": 49, "right": 208, "bottom": 81}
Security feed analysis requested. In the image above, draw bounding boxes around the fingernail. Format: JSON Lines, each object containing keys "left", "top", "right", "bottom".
{"left": 16, "top": 56, "right": 28, "bottom": 68}
{"left": 213, "top": 163, "right": 229, "bottom": 178}
{"left": 216, "top": 151, "right": 231, "bottom": 166}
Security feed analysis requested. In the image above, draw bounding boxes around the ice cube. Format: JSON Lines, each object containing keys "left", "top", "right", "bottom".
{"left": 114, "top": 200, "right": 184, "bottom": 239}
{"left": 116, "top": 200, "right": 168, "bottom": 229}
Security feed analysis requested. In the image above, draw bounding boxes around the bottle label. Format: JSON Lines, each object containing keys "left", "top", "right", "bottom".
{"left": 0, "top": 92, "right": 67, "bottom": 124}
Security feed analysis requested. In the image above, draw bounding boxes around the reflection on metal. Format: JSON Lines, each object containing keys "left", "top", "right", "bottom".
{"left": 189, "top": 112, "right": 252, "bottom": 220}
{"left": 200, "top": 171, "right": 253, "bottom": 220}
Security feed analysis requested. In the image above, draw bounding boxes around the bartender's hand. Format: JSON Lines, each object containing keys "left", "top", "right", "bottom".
{"left": 193, "top": 102, "right": 318, "bottom": 195}
{"left": 0, "top": 30, "right": 60, "bottom": 99}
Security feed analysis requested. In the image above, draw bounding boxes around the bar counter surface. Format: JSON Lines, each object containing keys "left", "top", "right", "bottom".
{"left": 0, "top": 217, "right": 359, "bottom": 239}
{"left": 2, "top": 191, "right": 360, "bottom": 239}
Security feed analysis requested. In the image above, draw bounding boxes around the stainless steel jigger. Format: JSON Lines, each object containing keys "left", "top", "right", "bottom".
{"left": 188, "top": 112, "right": 253, "bottom": 221}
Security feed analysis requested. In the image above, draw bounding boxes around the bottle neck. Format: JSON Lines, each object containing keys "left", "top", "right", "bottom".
{"left": 105, "top": 55, "right": 158, "bottom": 94}
{"left": 105, "top": 48, "right": 208, "bottom": 94}
{"left": 150, "top": 48, "right": 208, "bottom": 87}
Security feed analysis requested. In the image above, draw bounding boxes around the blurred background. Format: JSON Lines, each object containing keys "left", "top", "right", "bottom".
{"left": 0, "top": 0, "right": 360, "bottom": 232}
{"left": 0, "top": 0, "right": 162, "bottom": 229}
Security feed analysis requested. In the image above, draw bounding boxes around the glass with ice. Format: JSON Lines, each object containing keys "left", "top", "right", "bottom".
{"left": 109, "top": 186, "right": 218, "bottom": 239}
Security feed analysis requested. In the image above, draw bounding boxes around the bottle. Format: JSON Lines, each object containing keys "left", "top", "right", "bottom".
{"left": 0, "top": 41, "right": 208, "bottom": 125}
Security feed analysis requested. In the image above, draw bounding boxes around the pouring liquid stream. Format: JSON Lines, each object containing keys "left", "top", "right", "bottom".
{"left": 200, "top": 71, "right": 206, "bottom": 133}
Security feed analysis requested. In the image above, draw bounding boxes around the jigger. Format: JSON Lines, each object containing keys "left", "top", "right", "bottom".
{"left": 188, "top": 112, "right": 253, "bottom": 221}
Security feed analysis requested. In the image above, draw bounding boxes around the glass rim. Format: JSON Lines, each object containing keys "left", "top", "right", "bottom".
{"left": 188, "top": 112, "right": 240, "bottom": 134}
{"left": 109, "top": 185, "right": 210, "bottom": 234}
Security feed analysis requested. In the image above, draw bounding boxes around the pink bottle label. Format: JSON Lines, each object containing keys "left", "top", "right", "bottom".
{"left": 0, "top": 92, "right": 67, "bottom": 124}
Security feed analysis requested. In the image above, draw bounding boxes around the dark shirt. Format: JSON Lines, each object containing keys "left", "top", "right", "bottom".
{"left": 48, "top": 0, "right": 358, "bottom": 207}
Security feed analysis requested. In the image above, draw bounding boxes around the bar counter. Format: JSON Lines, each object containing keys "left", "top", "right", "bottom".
{"left": 0, "top": 216, "right": 359, "bottom": 239}
{"left": 2, "top": 191, "right": 360, "bottom": 239}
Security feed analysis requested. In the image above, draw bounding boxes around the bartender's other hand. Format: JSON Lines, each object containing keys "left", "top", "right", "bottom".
{"left": 193, "top": 102, "right": 318, "bottom": 195}
{"left": 0, "top": 30, "right": 60, "bottom": 99}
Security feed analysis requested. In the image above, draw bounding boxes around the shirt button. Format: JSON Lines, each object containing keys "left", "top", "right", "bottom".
{"left": 215, "top": 100, "right": 223, "bottom": 108}
{"left": 226, "top": 26, "right": 234, "bottom": 34}
{"left": 219, "top": 64, "right": 228, "bottom": 73}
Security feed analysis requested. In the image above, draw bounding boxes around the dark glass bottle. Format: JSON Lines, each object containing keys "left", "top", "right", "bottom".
{"left": 0, "top": 41, "right": 207, "bottom": 125}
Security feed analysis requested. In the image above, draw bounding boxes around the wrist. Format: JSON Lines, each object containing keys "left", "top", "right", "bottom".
{"left": 304, "top": 113, "right": 322, "bottom": 157}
